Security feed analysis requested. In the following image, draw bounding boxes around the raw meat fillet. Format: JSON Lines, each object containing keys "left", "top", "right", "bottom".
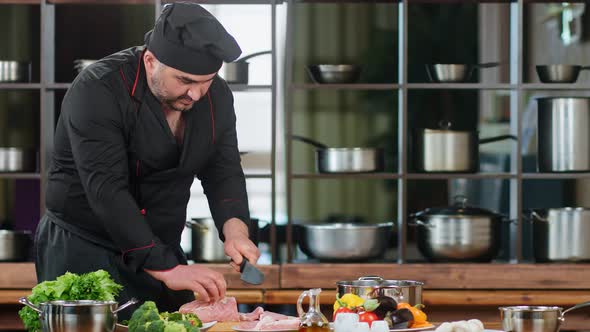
{"left": 179, "top": 297, "right": 240, "bottom": 323}
{"left": 240, "top": 307, "right": 265, "bottom": 321}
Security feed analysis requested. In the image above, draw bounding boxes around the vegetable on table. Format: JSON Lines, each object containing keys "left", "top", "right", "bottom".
{"left": 128, "top": 301, "right": 202, "bottom": 332}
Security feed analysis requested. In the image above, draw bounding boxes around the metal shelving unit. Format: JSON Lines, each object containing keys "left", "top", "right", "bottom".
{"left": 284, "top": 0, "right": 590, "bottom": 264}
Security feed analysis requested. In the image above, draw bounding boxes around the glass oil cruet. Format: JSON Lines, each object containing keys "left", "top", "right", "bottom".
{"left": 297, "top": 288, "right": 330, "bottom": 332}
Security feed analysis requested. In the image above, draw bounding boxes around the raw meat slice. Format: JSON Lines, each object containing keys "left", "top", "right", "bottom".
{"left": 240, "top": 307, "right": 265, "bottom": 321}
{"left": 179, "top": 297, "right": 240, "bottom": 323}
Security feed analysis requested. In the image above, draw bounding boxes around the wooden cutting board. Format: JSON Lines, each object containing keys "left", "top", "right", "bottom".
{"left": 208, "top": 321, "right": 241, "bottom": 332}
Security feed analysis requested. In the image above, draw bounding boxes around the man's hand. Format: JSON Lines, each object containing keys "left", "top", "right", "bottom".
{"left": 145, "top": 265, "right": 227, "bottom": 303}
{"left": 223, "top": 218, "right": 260, "bottom": 272}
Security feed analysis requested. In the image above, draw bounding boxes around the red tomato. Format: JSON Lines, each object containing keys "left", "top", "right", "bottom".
{"left": 358, "top": 311, "right": 379, "bottom": 327}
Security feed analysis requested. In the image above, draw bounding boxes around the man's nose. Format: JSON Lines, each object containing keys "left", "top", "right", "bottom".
{"left": 187, "top": 88, "right": 201, "bottom": 101}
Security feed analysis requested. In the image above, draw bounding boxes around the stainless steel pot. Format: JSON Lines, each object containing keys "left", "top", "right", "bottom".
{"left": 296, "top": 222, "right": 394, "bottom": 261}
{"left": 536, "top": 65, "right": 590, "bottom": 83}
{"left": 413, "top": 122, "right": 516, "bottom": 172}
{"left": 426, "top": 62, "right": 499, "bottom": 83}
{"left": 536, "top": 97, "right": 590, "bottom": 172}
{"left": 19, "top": 297, "right": 138, "bottom": 332}
{"left": 0, "top": 61, "right": 32, "bottom": 83}
{"left": 0, "top": 230, "right": 31, "bottom": 261}
{"left": 336, "top": 276, "right": 423, "bottom": 305}
{"left": 528, "top": 208, "right": 590, "bottom": 262}
{"left": 500, "top": 301, "right": 590, "bottom": 332}
{"left": 306, "top": 64, "right": 361, "bottom": 84}
{"left": 186, "top": 218, "right": 262, "bottom": 262}
{"left": 223, "top": 51, "right": 271, "bottom": 84}
{"left": 410, "top": 196, "right": 508, "bottom": 262}
{"left": 0, "top": 148, "right": 37, "bottom": 172}
{"left": 292, "top": 135, "right": 384, "bottom": 173}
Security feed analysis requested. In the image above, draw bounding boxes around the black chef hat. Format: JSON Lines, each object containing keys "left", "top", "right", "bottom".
{"left": 145, "top": 2, "right": 242, "bottom": 75}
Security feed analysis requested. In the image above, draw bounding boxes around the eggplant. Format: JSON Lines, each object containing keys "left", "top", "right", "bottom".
{"left": 384, "top": 309, "right": 413, "bottom": 329}
{"left": 373, "top": 296, "right": 398, "bottom": 320}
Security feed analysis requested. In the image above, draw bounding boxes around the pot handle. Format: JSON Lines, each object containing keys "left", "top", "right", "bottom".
{"left": 474, "top": 62, "right": 501, "bottom": 69}
{"left": 305, "top": 66, "right": 320, "bottom": 84}
{"left": 408, "top": 219, "right": 434, "bottom": 228}
{"left": 18, "top": 297, "right": 42, "bottom": 314}
{"left": 113, "top": 298, "right": 139, "bottom": 314}
{"left": 561, "top": 300, "right": 590, "bottom": 321}
{"left": 479, "top": 135, "right": 518, "bottom": 145}
{"left": 291, "top": 135, "right": 329, "bottom": 150}
{"left": 186, "top": 220, "right": 210, "bottom": 231}
{"left": 530, "top": 211, "right": 549, "bottom": 223}
{"left": 358, "top": 276, "right": 384, "bottom": 281}
{"left": 236, "top": 50, "right": 271, "bottom": 63}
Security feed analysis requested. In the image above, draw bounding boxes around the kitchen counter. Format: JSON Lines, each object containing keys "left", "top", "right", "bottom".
{"left": 2, "top": 263, "right": 590, "bottom": 330}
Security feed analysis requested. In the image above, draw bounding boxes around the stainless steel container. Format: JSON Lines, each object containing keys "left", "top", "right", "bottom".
{"left": 336, "top": 276, "right": 423, "bottom": 305}
{"left": 0, "top": 230, "right": 32, "bottom": 261}
{"left": 296, "top": 222, "right": 394, "bottom": 261}
{"left": 425, "top": 62, "right": 499, "bottom": 83}
{"left": 410, "top": 196, "right": 506, "bottom": 262}
{"left": 19, "top": 297, "right": 137, "bottom": 332}
{"left": 536, "top": 65, "right": 590, "bottom": 83}
{"left": 292, "top": 135, "right": 384, "bottom": 173}
{"left": 536, "top": 97, "right": 590, "bottom": 172}
{"left": 413, "top": 125, "right": 516, "bottom": 172}
{"left": 0, "top": 148, "right": 37, "bottom": 172}
{"left": 0, "top": 61, "right": 32, "bottom": 82}
{"left": 529, "top": 208, "right": 590, "bottom": 262}
{"left": 306, "top": 64, "right": 362, "bottom": 84}
{"left": 500, "top": 301, "right": 590, "bottom": 332}
{"left": 223, "top": 51, "right": 271, "bottom": 84}
{"left": 186, "top": 218, "right": 229, "bottom": 262}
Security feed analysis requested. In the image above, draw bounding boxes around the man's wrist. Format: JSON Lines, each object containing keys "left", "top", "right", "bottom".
{"left": 222, "top": 218, "right": 248, "bottom": 239}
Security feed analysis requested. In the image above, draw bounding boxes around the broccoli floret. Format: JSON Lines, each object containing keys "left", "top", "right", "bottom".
{"left": 162, "top": 321, "right": 195, "bottom": 332}
{"left": 160, "top": 311, "right": 183, "bottom": 321}
{"left": 147, "top": 320, "right": 166, "bottom": 332}
{"left": 182, "top": 313, "right": 202, "bottom": 328}
{"left": 128, "top": 302, "right": 161, "bottom": 332}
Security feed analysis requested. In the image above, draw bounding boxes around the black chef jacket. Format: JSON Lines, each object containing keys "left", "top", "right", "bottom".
{"left": 36, "top": 46, "right": 250, "bottom": 313}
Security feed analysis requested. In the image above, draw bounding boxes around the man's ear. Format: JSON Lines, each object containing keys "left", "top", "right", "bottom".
{"left": 143, "top": 50, "right": 157, "bottom": 74}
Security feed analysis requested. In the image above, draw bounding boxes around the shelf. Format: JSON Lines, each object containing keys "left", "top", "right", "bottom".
{"left": 407, "top": 83, "right": 515, "bottom": 90}
{"left": 0, "top": 0, "right": 40, "bottom": 3}
{"left": 244, "top": 174, "right": 273, "bottom": 179}
{"left": 229, "top": 84, "right": 273, "bottom": 92}
{"left": 292, "top": 172, "right": 400, "bottom": 179}
{"left": 0, "top": 83, "right": 41, "bottom": 90}
{"left": 522, "top": 173, "right": 590, "bottom": 179}
{"left": 522, "top": 83, "right": 590, "bottom": 90}
{"left": 406, "top": 173, "right": 515, "bottom": 180}
{"left": 291, "top": 83, "right": 399, "bottom": 90}
{"left": 48, "top": 0, "right": 153, "bottom": 3}
{"left": 0, "top": 173, "right": 41, "bottom": 180}
{"left": 46, "top": 83, "right": 71, "bottom": 90}
{"left": 163, "top": 0, "right": 285, "bottom": 3}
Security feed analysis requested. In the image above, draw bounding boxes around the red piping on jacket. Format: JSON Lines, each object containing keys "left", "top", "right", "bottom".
{"left": 207, "top": 91, "right": 215, "bottom": 144}
{"left": 221, "top": 198, "right": 241, "bottom": 203}
{"left": 122, "top": 241, "right": 155, "bottom": 260}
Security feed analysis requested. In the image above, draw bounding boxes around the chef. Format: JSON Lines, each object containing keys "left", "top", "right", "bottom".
{"left": 35, "top": 2, "right": 260, "bottom": 317}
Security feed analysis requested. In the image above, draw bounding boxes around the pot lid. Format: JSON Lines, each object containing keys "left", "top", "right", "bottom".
{"left": 413, "top": 196, "right": 499, "bottom": 217}
{"left": 336, "top": 276, "right": 424, "bottom": 288}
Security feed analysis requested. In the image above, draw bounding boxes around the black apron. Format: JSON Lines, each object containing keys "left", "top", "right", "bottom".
{"left": 36, "top": 53, "right": 200, "bottom": 319}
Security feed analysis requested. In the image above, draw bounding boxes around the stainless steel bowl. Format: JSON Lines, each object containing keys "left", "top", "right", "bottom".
{"left": 0, "top": 148, "right": 37, "bottom": 172}
{"left": 19, "top": 298, "right": 138, "bottom": 332}
{"left": 296, "top": 222, "right": 394, "bottom": 261}
{"left": 337, "top": 276, "right": 423, "bottom": 305}
{"left": 536, "top": 65, "right": 590, "bottom": 83}
{"left": 0, "top": 230, "right": 32, "bottom": 261}
{"left": 307, "top": 64, "right": 361, "bottom": 84}
{"left": 426, "top": 62, "right": 499, "bottom": 83}
{"left": 0, "top": 61, "right": 32, "bottom": 83}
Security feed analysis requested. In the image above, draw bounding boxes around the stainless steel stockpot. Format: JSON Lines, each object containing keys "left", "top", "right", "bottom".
{"left": 19, "top": 297, "right": 137, "bottom": 332}
{"left": 0, "top": 61, "right": 31, "bottom": 82}
{"left": 413, "top": 123, "right": 516, "bottom": 173}
{"left": 292, "top": 135, "right": 384, "bottom": 173}
{"left": 0, "top": 230, "right": 32, "bottom": 261}
{"left": 0, "top": 148, "right": 37, "bottom": 172}
{"left": 410, "top": 196, "right": 507, "bottom": 262}
{"left": 500, "top": 301, "right": 590, "bottom": 332}
{"left": 336, "top": 276, "right": 423, "bottom": 305}
{"left": 536, "top": 97, "right": 590, "bottom": 172}
{"left": 528, "top": 208, "right": 590, "bottom": 262}
{"left": 223, "top": 50, "right": 271, "bottom": 84}
{"left": 296, "top": 222, "right": 394, "bottom": 261}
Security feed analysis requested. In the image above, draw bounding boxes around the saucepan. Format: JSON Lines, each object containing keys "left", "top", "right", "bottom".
{"left": 499, "top": 300, "right": 590, "bottom": 332}
{"left": 19, "top": 297, "right": 138, "bottom": 332}
{"left": 292, "top": 135, "right": 384, "bottom": 173}
{"left": 536, "top": 65, "right": 590, "bottom": 83}
{"left": 306, "top": 64, "right": 362, "bottom": 84}
{"left": 0, "top": 61, "right": 32, "bottom": 82}
{"left": 426, "top": 62, "right": 500, "bottom": 83}
{"left": 0, "top": 148, "right": 38, "bottom": 172}
{"left": 223, "top": 50, "right": 271, "bottom": 84}
{"left": 0, "top": 230, "right": 32, "bottom": 261}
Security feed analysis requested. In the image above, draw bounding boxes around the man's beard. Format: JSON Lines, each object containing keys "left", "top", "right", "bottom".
{"left": 151, "top": 74, "right": 194, "bottom": 112}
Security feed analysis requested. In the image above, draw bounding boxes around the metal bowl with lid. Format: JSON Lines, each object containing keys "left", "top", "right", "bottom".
{"left": 500, "top": 301, "right": 590, "bottom": 332}
{"left": 410, "top": 196, "right": 511, "bottom": 262}
{"left": 336, "top": 276, "right": 423, "bottom": 305}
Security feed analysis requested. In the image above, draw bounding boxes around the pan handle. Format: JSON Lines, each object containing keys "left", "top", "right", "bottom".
{"left": 479, "top": 135, "right": 517, "bottom": 145}
{"left": 474, "top": 62, "right": 501, "bottom": 69}
{"left": 291, "top": 135, "right": 329, "bottom": 150}
{"left": 235, "top": 50, "right": 271, "bottom": 63}
{"left": 19, "top": 297, "right": 42, "bottom": 314}
{"left": 112, "top": 298, "right": 139, "bottom": 314}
